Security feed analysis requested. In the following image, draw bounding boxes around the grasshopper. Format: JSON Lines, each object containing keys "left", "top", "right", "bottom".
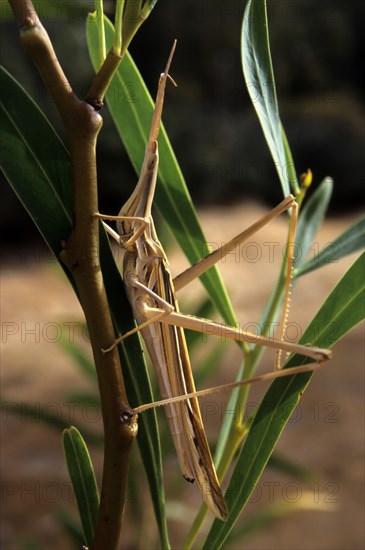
{"left": 96, "top": 41, "right": 331, "bottom": 520}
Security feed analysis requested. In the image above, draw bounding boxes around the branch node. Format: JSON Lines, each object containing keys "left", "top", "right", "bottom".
{"left": 120, "top": 407, "right": 137, "bottom": 426}
{"left": 21, "top": 16, "right": 36, "bottom": 29}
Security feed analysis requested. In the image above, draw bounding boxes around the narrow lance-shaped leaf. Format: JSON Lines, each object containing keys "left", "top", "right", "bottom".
{"left": 294, "top": 177, "right": 333, "bottom": 271}
{"left": 0, "top": 67, "right": 72, "bottom": 256}
{"left": 63, "top": 427, "right": 100, "bottom": 546}
{"left": 203, "top": 251, "right": 365, "bottom": 548}
{"left": 241, "top": 0, "right": 299, "bottom": 196}
{"left": 295, "top": 215, "right": 365, "bottom": 277}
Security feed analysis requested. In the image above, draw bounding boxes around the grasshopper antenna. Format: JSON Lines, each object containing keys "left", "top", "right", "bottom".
{"left": 149, "top": 39, "right": 177, "bottom": 143}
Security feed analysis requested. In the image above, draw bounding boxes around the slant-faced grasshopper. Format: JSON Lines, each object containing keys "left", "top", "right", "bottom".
{"left": 96, "top": 41, "right": 331, "bottom": 520}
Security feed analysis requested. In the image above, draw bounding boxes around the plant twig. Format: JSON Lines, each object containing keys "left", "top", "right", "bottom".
{"left": 86, "top": 48, "right": 123, "bottom": 110}
{"left": 85, "top": 0, "right": 157, "bottom": 108}
{"left": 8, "top": 1, "right": 137, "bottom": 547}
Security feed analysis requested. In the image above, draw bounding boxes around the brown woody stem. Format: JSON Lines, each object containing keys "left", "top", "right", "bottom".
{"left": 8, "top": 1, "right": 137, "bottom": 548}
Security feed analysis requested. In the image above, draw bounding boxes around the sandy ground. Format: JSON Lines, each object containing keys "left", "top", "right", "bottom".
{"left": 1, "top": 202, "right": 364, "bottom": 549}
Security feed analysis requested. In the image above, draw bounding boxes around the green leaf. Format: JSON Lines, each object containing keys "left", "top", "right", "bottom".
{"left": 0, "top": 67, "right": 73, "bottom": 256}
{"left": 184, "top": 298, "right": 214, "bottom": 350}
{"left": 241, "top": 0, "right": 299, "bottom": 195}
{"left": 295, "top": 215, "right": 365, "bottom": 277}
{"left": 203, "top": 252, "right": 365, "bottom": 548}
{"left": 86, "top": 14, "right": 237, "bottom": 329}
{"left": 193, "top": 340, "right": 229, "bottom": 389}
{"left": 294, "top": 177, "right": 333, "bottom": 270}
{"left": 213, "top": 363, "right": 245, "bottom": 467}
{"left": 63, "top": 426, "right": 100, "bottom": 546}
{"left": 0, "top": 67, "right": 168, "bottom": 549}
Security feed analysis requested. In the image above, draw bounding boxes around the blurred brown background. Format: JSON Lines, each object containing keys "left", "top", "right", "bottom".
{"left": 1, "top": 0, "right": 364, "bottom": 548}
